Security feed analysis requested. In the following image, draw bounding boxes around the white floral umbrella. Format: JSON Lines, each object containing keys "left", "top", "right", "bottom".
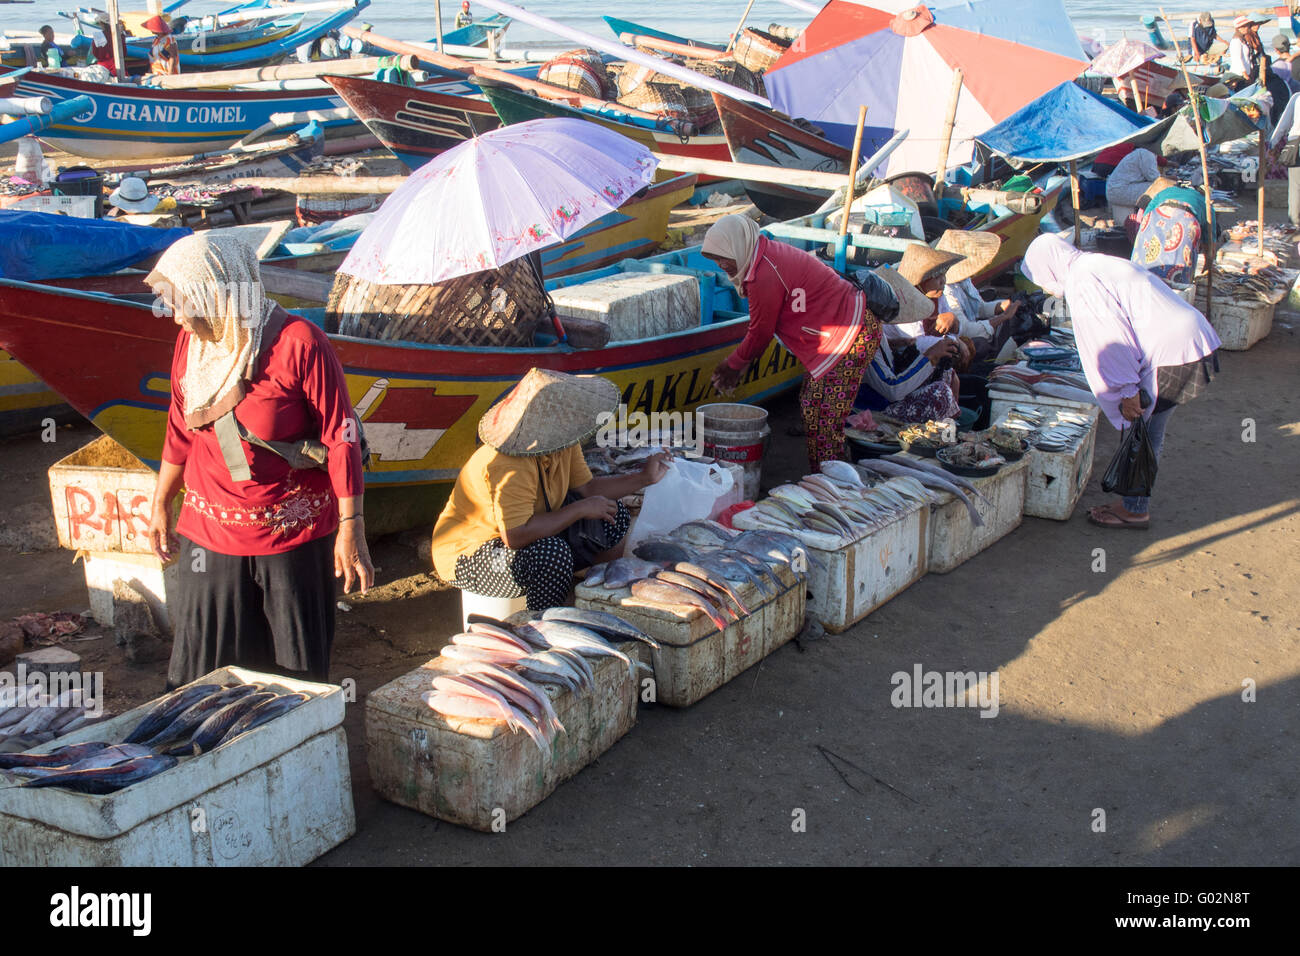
{"left": 340, "top": 117, "right": 658, "bottom": 285}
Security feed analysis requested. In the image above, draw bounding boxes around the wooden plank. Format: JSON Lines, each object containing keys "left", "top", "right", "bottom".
{"left": 149, "top": 55, "right": 417, "bottom": 90}
{"left": 205, "top": 220, "right": 295, "bottom": 259}
{"left": 651, "top": 152, "right": 849, "bottom": 190}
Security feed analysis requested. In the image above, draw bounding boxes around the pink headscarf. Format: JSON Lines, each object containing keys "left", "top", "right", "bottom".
{"left": 1022, "top": 234, "right": 1220, "bottom": 428}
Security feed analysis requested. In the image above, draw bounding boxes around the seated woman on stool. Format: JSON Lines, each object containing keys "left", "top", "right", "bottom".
{"left": 431, "top": 369, "right": 667, "bottom": 611}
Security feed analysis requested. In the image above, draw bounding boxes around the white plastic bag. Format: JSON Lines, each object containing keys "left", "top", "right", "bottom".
{"left": 625, "top": 458, "right": 735, "bottom": 550}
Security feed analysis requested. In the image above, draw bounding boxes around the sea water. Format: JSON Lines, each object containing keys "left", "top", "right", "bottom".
{"left": 2, "top": 0, "right": 1286, "bottom": 51}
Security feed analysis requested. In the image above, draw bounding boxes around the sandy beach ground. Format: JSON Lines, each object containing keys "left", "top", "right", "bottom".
{"left": 1, "top": 308, "right": 1294, "bottom": 865}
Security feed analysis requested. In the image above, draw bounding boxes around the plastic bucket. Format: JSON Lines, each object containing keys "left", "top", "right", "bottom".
{"left": 52, "top": 166, "right": 105, "bottom": 218}
{"left": 697, "top": 403, "right": 770, "bottom": 501}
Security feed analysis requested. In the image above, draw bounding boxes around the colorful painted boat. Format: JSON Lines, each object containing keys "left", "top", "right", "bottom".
{"left": 0, "top": 251, "right": 803, "bottom": 530}
{"left": 481, "top": 85, "right": 732, "bottom": 183}
{"left": 712, "top": 92, "right": 850, "bottom": 219}
{"left": 601, "top": 16, "right": 724, "bottom": 51}
{"left": 322, "top": 74, "right": 502, "bottom": 170}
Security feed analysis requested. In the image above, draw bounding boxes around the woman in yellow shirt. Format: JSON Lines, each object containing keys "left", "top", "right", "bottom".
{"left": 432, "top": 369, "right": 667, "bottom": 610}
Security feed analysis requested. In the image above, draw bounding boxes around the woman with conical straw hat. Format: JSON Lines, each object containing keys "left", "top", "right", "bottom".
{"left": 432, "top": 368, "right": 668, "bottom": 610}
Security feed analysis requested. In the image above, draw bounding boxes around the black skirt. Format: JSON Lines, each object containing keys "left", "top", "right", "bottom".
{"left": 1154, "top": 352, "right": 1219, "bottom": 412}
{"left": 166, "top": 534, "right": 336, "bottom": 688}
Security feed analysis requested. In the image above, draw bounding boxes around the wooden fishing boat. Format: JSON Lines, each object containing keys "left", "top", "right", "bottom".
{"left": 481, "top": 85, "right": 732, "bottom": 183}
{"left": 0, "top": 250, "right": 803, "bottom": 530}
{"left": 322, "top": 74, "right": 502, "bottom": 170}
{"left": 712, "top": 92, "right": 849, "bottom": 219}
{"left": 5, "top": 67, "right": 354, "bottom": 159}
{"left": 137, "top": 126, "right": 324, "bottom": 183}
{"left": 602, "top": 16, "right": 724, "bottom": 51}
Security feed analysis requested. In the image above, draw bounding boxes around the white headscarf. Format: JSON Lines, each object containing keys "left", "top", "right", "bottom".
{"left": 147, "top": 233, "right": 277, "bottom": 428}
{"left": 701, "top": 214, "right": 761, "bottom": 281}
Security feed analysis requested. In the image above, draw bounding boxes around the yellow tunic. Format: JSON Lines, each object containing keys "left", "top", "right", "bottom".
{"left": 431, "top": 443, "right": 593, "bottom": 581}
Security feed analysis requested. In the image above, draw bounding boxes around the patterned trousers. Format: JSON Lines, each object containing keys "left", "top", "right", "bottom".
{"left": 453, "top": 502, "right": 631, "bottom": 611}
{"left": 800, "top": 310, "right": 883, "bottom": 473}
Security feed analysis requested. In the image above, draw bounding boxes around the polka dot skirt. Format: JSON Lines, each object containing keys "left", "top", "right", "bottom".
{"left": 453, "top": 503, "right": 630, "bottom": 611}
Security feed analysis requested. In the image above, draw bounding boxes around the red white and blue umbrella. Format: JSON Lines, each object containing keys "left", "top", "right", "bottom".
{"left": 764, "top": 0, "right": 1090, "bottom": 177}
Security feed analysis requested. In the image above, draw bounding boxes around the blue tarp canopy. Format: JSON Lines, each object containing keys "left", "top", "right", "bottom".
{"left": 977, "top": 81, "right": 1174, "bottom": 163}
{"left": 0, "top": 211, "right": 190, "bottom": 281}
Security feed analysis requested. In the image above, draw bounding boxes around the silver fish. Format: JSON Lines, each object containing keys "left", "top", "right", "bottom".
{"left": 539, "top": 607, "right": 659, "bottom": 649}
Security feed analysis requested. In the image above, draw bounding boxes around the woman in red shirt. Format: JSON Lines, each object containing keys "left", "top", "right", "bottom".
{"left": 702, "top": 214, "right": 924, "bottom": 472}
{"left": 145, "top": 234, "right": 372, "bottom": 687}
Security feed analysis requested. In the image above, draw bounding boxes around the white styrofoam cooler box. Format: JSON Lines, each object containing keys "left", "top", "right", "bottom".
{"left": 366, "top": 647, "right": 637, "bottom": 831}
{"left": 1179, "top": 281, "right": 1276, "bottom": 350}
{"left": 733, "top": 498, "right": 928, "bottom": 634}
{"left": 576, "top": 564, "right": 805, "bottom": 708}
{"left": 989, "top": 389, "right": 1096, "bottom": 426}
{"left": 924, "top": 455, "right": 1029, "bottom": 574}
{"left": 0, "top": 667, "right": 354, "bottom": 866}
{"left": 549, "top": 272, "right": 699, "bottom": 342}
{"left": 989, "top": 398, "right": 1102, "bottom": 522}
{"left": 80, "top": 550, "right": 180, "bottom": 631}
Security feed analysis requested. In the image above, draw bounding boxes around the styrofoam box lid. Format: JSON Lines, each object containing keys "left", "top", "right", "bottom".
{"left": 0, "top": 666, "right": 344, "bottom": 839}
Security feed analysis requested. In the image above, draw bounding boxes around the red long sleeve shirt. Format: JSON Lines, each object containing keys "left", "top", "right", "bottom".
{"left": 723, "top": 234, "right": 864, "bottom": 380}
{"left": 161, "top": 311, "right": 364, "bottom": 556}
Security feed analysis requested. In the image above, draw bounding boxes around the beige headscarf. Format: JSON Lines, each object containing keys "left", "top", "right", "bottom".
{"left": 147, "top": 233, "right": 278, "bottom": 429}
{"left": 701, "top": 214, "right": 761, "bottom": 281}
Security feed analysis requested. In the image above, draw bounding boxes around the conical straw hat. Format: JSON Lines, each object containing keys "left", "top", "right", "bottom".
{"left": 478, "top": 368, "right": 619, "bottom": 457}
{"left": 935, "top": 230, "right": 1002, "bottom": 283}
{"left": 870, "top": 266, "right": 933, "bottom": 324}
{"left": 897, "top": 243, "right": 965, "bottom": 288}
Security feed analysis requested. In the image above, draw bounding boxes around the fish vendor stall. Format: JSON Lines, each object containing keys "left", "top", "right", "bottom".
{"left": 0, "top": 668, "right": 353, "bottom": 867}
{"left": 730, "top": 462, "right": 929, "bottom": 635}
{"left": 366, "top": 610, "right": 646, "bottom": 831}
{"left": 576, "top": 529, "right": 807, "bottom": 708}
{"left": 990, "top": 402, "right": 1101, "bottom": 522}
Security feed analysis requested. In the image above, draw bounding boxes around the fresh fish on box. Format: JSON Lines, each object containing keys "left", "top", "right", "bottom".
{"left": 529, "top": 620, "right": 643, "bottom": 679}
{"left": 598, "top": 556, "right": 667, "bottom": 589}
{"left": 169, "top": 692, "right": 277, "bottom": 757}
{"left": 532, "top": 648, "right": 594, "bottom": 689}
{"left": 429, "top": 676, "right": 549, "bottom": 752}
{"left": 0, "top": 741, "right": 110, "bottom": 770}
{"left": 441, "top": 644, "right": 527, "bottom": 665}
{"left": 215, "top": 693, "right": 310, "bottom": 748}
{"left": 819, "top": 460, "right": 867, "bottom": 488}
{"left": 7, "top": 743, "right": 156, "bottom": 778}
{"left": 857, "top": 459, "right": 985, "bottom": 527}
{"left": 122, "top": 682, "right": 224, "bottom": 745}
{"left": 668, "top": 562, "right": 750, "bottom": 615}
{"left": 141, "top": 684, "right": 262, "bottom": 748}
{"left": 667, "top": 519, "right": 737, "bottom": 548}
{"left": 456, "top": 662, "right": 563, "bottom": 734}
{"left": 453, "top": 631, "right": 533, "bottom": 654}
{"left": 23, "top": 753, "right": 178, "bottom": 794}
{"left": 629, "top": 579, "right": 729, "bottom": 630}
{"left": 539, "top": 607, "right": 660, "bottom": 649}
{"left": 655, "top": 570, "right": 741, "bottom": 620}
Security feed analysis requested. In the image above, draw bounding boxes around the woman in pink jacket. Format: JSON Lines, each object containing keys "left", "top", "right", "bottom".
{"left": 702, "top": 215, "right": 910, "bottom": 472}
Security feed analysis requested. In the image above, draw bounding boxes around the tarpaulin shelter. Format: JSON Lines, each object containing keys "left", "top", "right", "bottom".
{"left": 978, "top": 81, "right": 1173, "bottom": 163}
{"left": 0, "top": 211, "right": 190, "bottom": 281}
{"left": 763, "top": 0, "right": 1089, "bottom": 177}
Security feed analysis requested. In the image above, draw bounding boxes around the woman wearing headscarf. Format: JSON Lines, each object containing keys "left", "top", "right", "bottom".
{"left": 146, "top": 234, "right": 372, "bottom": 686}
{"left": 1021, "top": 234, "right": 1221, "bottom": 530}
{"left": 143, "top": 15, "right": 179, "bottom": 77}
{"left": 431, "top": 369, "right": 667, "bottom": 611}
{"left": 1130, "top": 176, "right": 1211, "bottom": 284}
{"left": 702, "top": 215, "right": 889, "bottom": 472}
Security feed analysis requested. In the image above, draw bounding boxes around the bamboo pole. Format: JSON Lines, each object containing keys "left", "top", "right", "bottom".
{"left": 151, "top": 55, "right": 417, "bottom": 89}
{"left": 934, "top": 68, "right": 964, "bottom": 195}
{"left": 840, "top": 105, "right": 868, "bottom": 238}
{"left": 1131, "top": 77, "right": 1145, "bottom": 115}
{"left": 627, "top": 35, "right": 729, "bottom": 61}
{"left": 342, "top": 27, "right": 665, "bottom": 122}
{"left": 106, "top": 0, "right": 127, "bottom": 81}
{"left": 1070, "top": 159, "right": 1081, "bottom": 246}
{"left": 435, "top": 0, "right": 444, "bottom": 53}
{"left": 1259, "top": 55, "right": 1267, "bottom": 256}
{"left": 726, "top": 0, "right": 759, "bottom": 53}
{"left": 1162, "top": 9, "right": 1216, "bottom": 323}
{"left": 652, "top": 152, "right": 850, "bottom": 190}
{"left": 231, "top": 175, "right": 409, "bottom": 193}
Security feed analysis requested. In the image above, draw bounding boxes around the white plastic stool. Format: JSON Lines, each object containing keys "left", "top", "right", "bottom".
{"left": 460, "top": 589, "right": 528, "bottom": 629}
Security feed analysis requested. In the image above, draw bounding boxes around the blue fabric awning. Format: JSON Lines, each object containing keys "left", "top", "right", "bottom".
{"left": 0, "top": 211, "right": 190, "bottom": 281}
{"left": 977, "top": 81, "right": 1173, "bottom": 163}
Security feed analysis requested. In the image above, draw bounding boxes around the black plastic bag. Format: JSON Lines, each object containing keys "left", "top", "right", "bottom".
{"left": 1101, "top": 415, "right": 1159, "bottom": 498}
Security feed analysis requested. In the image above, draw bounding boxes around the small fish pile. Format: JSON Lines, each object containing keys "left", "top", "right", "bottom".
{"left": 857, "top": 456, "right": 990, "bottom": 527}
{"left": 741, "top": 461, "right": 933, "bottom": 546}
{"left": 899, "top": 420, "right": 958, "bottom": 452}
{"left": 0, "top": 686, "right": 112, "bottom": 754}
{"left": 582, "top": 525, "right": 815, "bottom": 626}
{"left": 996, "top": 406, "right": 1091, "bottom": 453}
{"left": 423, "top": 610, "right": 658, "bottom": 753}
{"left": 585, "top": 444, "right": 699, "bottom": 477}
{"left": 1188, "top": 267, "right": 1289, "bottom": 304}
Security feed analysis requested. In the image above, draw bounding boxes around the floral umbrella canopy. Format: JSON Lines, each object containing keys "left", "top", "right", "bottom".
{"left": 341, "top": 117, "right": 658, "bottom": 285}
{"left": 1088, "top": 39, "right": 1164, "bottom": 79}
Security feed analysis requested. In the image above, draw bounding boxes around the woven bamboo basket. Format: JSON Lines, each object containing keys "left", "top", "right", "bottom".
{"left": 536, "top": 48, "right": 612, "bottom": 99}
{"left": 295, "top": 157, "right": 383, "bottom": 226}
{"left": 731, "top": 28, "right": 791, "bottom": 75}
{"left": 326, "top": 256, "right": 550, "bottom": 348}
{"left": 616, "top": 59, "right": 758, "bottom": 131}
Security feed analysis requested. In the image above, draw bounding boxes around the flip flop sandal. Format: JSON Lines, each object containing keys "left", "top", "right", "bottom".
{"left": 1087, "top": 507, "right": 1150, "bottom": 530}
